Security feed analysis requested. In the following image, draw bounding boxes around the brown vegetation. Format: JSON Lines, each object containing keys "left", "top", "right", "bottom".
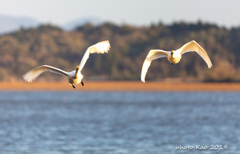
{"left": 0, "top": 21, "right": 240, "bottom": 82}
{"left": 2, "top": 81, "right": 240, "bottom": 92}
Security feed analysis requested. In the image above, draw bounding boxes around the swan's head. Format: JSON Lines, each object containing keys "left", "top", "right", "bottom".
{"left": 171, "top": 50, "right": 180, "bottom": 59}
{"left": 76, "top": 66, "right": 79, "bottom": 71}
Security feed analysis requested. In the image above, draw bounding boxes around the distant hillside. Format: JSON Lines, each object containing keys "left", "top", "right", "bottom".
{"left": 0, "top": 14, "right": 40, "bottom": 34}
{"left": 0, "top": 21, "right": 239, "bottom": 82}
{"left": 63, "top": 17, "right": 103, "bottom": 31}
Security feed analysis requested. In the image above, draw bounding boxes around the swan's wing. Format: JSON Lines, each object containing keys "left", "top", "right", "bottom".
{"left": 178, "top": 40, "right": 212, "bottom": 68}
{"left": 23, "top": 65, "right": 69, "bottom": 82}
{"left": 78, "top": 40, "right": 111, "bottom": 72}
{"left": 141, "top": 50, "right": 169, "bottom": 83}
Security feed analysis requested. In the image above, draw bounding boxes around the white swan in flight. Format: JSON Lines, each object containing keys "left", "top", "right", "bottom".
{"left": 23, "top": 40, "right": 111, "bottom": 88}
{"left": 141, "top": 40, "right": 212, "bottom": 83}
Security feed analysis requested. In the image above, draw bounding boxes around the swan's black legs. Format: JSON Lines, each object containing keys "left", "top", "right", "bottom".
{"left": 81, "top": 81, "right": 84, "bottom": 86}
{"left": 72, "top": 84, "right": 75, "bottom": 89}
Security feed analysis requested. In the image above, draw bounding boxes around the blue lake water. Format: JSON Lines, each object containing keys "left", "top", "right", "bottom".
{"left": 0, "top": 91, "right": 240, "bottom": 154}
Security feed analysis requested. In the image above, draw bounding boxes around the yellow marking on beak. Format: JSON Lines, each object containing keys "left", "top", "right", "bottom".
{"left": 77, "top": 66, "right": 79, "bottom": 69}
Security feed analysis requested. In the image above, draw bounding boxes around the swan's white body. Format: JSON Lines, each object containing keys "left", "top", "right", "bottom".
{"left": 141, "top": 40, "right": 212, "bottom": 83}
{"left": 23, "top": 40, "right": 111, "bottom": 87}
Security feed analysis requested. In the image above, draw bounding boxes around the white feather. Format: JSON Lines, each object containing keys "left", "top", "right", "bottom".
{"left": 79, "top": 40, "right": 111, "bottom": 72}
{"left": 23, "top": 65, "right": 69, "bottom": 82}
{"left": 177, "top": 40, "right": 212, "bottom": 68}
{"left": 23, "top": 40, "right": 111, "bottom": 87}
{"left": 141, "top": 50, "right": 169, "bottom": 83}
{"left": 141, "top": 40, "right": 212, "bottom": 83}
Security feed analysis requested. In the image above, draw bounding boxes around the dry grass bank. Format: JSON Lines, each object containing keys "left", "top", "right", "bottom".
{"left": 0, "top": 81, "right": 240, "bottom": 92}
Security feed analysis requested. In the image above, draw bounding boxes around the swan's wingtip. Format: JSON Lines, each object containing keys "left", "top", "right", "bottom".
{"left": 99, "top": 40, "right": 110, "bottom": 44}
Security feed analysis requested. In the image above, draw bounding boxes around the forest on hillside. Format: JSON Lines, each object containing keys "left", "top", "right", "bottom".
{"left": 0, "top": 21, "right": 239, "bottom": 82}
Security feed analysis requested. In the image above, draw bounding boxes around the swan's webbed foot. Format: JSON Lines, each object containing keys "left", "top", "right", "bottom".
{"left": 72, "top": 84, "right": 75, "bottom": 89}
{"left": 81, "top": 81, "right": 84, "bottom": 86}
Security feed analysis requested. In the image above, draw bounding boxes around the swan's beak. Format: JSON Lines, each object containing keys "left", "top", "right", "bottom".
{"left": 171, "top": 50, "right": 174, "bottom": 56}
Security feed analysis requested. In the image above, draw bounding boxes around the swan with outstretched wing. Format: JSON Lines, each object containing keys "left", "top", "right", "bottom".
{"left": 141, "top": 40, "right": 212, "bottom": 83}
{"left": 23, "top": 40, "right": 111, "bottom": 88}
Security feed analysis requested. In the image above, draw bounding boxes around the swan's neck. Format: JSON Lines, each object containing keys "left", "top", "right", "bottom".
{"left": 75, "top": 68, "right": 80, "bottom": 77}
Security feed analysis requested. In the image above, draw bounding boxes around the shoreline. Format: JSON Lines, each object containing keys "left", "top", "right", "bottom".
{"left": 0, "top": 81, "right": 240, "bottom": 92}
